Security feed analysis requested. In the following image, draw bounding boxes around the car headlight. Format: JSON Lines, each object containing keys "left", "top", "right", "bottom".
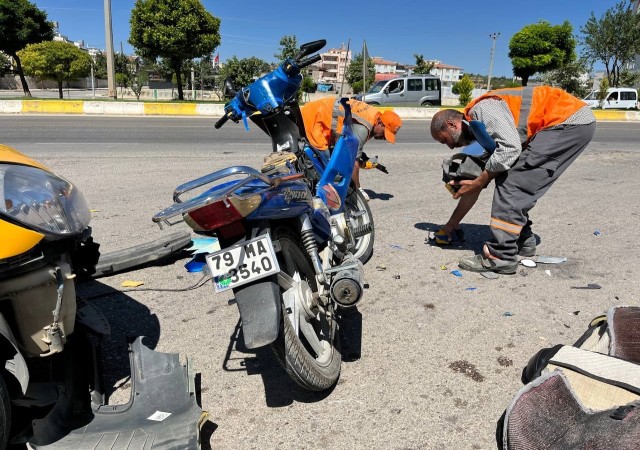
{"left": 0, "top": 164, "right": 91, "bottom": 236}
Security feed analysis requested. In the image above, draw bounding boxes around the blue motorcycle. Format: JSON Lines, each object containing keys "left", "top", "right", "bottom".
{"left": 152, "top": 40, "right": 374, "bottom": 391}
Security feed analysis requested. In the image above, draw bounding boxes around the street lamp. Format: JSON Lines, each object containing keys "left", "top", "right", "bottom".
{"left": 487, "top": 32, "right": 500, "bottom": 92}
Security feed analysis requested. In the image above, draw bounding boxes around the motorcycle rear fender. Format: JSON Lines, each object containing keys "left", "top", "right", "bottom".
{"left": 234, "top": 277, "right": 281, "bottom": 349}
{"left": 0, "top": 312, "right": 29, "bottom": 394}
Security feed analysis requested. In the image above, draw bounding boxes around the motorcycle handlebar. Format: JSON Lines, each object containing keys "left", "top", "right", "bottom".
{"left": 214, "top": 113, "right": 230, "bottom": 129}
{"left": 297, "top": 54, "right": 321, "bottom": 69}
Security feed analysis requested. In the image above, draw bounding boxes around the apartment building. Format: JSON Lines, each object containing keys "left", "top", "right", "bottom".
{"left": 310, "top": 44, "right": 351, "bottom": 84}
{"left": 428, "top": 61, "right": 464, "bottom": 87}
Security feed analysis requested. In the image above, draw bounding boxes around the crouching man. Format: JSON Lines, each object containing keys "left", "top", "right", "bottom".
{"left": 430, "top": 86, "right": 596, "bottom": 274}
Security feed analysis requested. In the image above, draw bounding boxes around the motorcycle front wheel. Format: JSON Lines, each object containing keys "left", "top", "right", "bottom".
{"left": 345, "top": 186, "right": 375, "bottom": 264}
{"left": 270, "top": 227, "right": 341, "bottom": 391}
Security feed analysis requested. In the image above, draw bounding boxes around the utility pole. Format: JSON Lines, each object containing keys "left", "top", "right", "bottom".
{"left": 104, "top": 0, "right": 117, "bottom": 99}
{"left": 487, "top": 32, "right": 500, "bottom": 92}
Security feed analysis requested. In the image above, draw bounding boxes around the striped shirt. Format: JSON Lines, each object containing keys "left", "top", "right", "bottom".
{"left": 468, "top": 99, "right": 595, "bottom": 173}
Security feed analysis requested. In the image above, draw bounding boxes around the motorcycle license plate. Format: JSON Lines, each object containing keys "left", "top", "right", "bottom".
{"left": 206, "top": 234, "right": 280, "bottom": 292}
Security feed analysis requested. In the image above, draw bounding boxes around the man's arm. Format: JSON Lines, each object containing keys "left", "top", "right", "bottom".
{"left": 469, "top": 99, "right": 521, "bottom": 173}
{"left": 453, "top": 99, "right": 521, "bottom": 199}
{"left": 452, "top": 169, "right": 497, "bottom": 199}
{"left": 443, "top": 188, "right": 481, "bottom": 233}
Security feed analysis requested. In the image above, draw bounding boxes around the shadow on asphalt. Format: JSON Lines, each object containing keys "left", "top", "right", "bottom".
{"left": 221, "top": 309, "right": 363, "bottom": 407}
{"left": 363, "top": 188, "right": 394, "bottom": 201}
{"left": 76, "top": 280, "right": 161, "bottom": 402}
{"left": 415, "top": 222, "right": 490, "bottom": 253}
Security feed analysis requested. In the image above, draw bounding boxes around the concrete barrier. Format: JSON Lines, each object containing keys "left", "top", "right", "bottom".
{"left": 22, "top": 100, "right": 84, "bottom": 114}
{"left": 84, "top": 101, "right": 144, "bottom": 115}
{"left": 0, "top": 100, "right": 21, "bottom": 113}
{"left": 0, "top": 99, "right": 637, "bottom": 122}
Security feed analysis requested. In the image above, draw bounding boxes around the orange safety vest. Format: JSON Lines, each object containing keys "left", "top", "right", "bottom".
{"left": 300, "top": 98, "right": 380, "bottom": 150}
{"left": 464, "top": 86, "right": 587, "bottom": 144}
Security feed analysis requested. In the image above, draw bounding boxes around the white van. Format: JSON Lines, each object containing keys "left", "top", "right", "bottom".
{"left": 358, "top": 75, "right": 442, "bottom": 106}
{"left": 583, "top": 87, "right": 638, "bottom": 109}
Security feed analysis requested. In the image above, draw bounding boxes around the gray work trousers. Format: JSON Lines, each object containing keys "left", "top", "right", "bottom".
{"left": 486, "top": 122, "right": 597, "bottom": 261}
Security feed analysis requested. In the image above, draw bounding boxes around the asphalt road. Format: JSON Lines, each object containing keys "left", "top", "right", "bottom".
{"left": 2, "top": 115, "right": 640, "bottom": 449}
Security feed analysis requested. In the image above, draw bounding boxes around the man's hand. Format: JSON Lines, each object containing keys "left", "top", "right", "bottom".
{"left": 451, "top": 170, "right": 496, "bottom": 199}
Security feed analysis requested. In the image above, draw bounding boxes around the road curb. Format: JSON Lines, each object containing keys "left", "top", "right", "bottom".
{"left": 1, "top": 99, "right": 638, "bottom": 121}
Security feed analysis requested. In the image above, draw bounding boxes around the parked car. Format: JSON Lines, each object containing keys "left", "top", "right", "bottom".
{"left": 357, "top": 75, "right": 442, "bottom": 106}
{"left": 583, "top": 87, "right": 638, "bottom": 109}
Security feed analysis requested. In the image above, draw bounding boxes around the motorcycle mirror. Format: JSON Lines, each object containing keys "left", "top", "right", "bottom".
{"left": 224, "top": 77, "right": 236, "bottom": 97}
{"left": 295, "top": 40, "right": 326, "bottom": 60}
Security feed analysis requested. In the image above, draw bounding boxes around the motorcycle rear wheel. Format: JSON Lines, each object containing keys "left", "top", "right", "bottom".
{"left": 270, "top": 227, "right": 341, "bottom": 391}
{"left": 345, "top": 187, "right": 375, "bottom": 264}
{"left": 0, "top": 374, "right": 10, "bottom": 449}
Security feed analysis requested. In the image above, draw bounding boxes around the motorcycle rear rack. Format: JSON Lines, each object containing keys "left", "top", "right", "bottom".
{"left": 152, "top": 165, "right": 274, "bottom": 227}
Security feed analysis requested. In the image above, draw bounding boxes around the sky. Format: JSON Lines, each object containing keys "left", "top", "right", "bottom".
{"left": 32, "top": 0, "right": 617, "bottom": 78}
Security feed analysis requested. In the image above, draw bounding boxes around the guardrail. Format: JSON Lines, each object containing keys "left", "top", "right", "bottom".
{"left": 1, "top": 99, "right": 639, "bottom": 121}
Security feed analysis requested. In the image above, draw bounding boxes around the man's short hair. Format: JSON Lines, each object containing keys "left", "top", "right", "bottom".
{"left": 430, "top": 109, "right": 464, "bottom": 137}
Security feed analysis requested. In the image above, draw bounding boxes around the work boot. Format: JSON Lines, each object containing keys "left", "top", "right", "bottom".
{"left": 458, "top": 254, "right": 518, "bottom": 275}
{"left": 517, "top": 234, "right": 536, "bottom": 257}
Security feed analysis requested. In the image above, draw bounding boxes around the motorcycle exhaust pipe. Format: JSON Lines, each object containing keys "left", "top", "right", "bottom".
{"left": 330, "top": 264, "right": 364, "bottom": 308}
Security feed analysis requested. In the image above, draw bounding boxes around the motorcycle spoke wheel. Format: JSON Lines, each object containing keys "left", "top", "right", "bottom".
{"left": 345, "top": 187, "right": 375, "bottom": 264}
{"left": 270, "top": 227, "right": 341, "bottom": 391}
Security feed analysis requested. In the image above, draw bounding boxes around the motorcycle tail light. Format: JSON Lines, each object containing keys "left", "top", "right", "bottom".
{"left": 184, "top": 199, "right": 249, "bottom": 239}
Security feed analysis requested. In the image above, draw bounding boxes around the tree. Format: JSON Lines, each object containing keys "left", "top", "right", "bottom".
{"left": 597, "top": 77, "right": 610, "bottom": 108}
{"left": 301, "top": 75, "right": 316, "bottom": 94}
{"left": 618, "top": 70, "right": 640, "bottom": 89}
{"left": 346, "top": 52, "right": 375, "bottom": 94}
{"left": 114, "top": 52, "right": 131, "bottom": 96}
{"left": 508, "top": 20, "right": 575, "bottom": 86}
{"left": 195, "top": 54, "right": 217, "bottom": 90}
{"left": 130, "top": 0, "right": 220, "bottom": 100}
{"left": 581, "top": 0, "right": 640, "bottom": 87}
{"left": 0, "top": 53, "right": 11, "bottom": 76}
{"left": 542, "top": 57, "right": 591, "bottom": 98}
{"left": 413, "top": 54, "right": 435, "bottom": 75}
{"left": 216, "top": 56, "right": 270, "bottom": 91}
{"left": 94, "top": 51, "right": 108, "bottom": 79}
{"left": 464, "top": 73, "right": 520, "bottom": 90}
{"left": 115, "top": 72, "right": 129, "bottom": 97}
{"left": 0, "top": 0, "right": 53, "bottom": 96}
{"left": 130, "top": 70, "right": 148, "bottom": 100}
{"left": 453, "top": 74, "right": 474, "bottom": 106}
{"left": 18, "top": 40, "right": 91, "bottom": 98}
{"left": 275, "top": 35, "right": 298, "bottom": 62}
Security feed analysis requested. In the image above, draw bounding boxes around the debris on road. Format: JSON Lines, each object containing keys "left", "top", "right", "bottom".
{"left": 520, "top": 259, "right": 537, "bottom": 268}
{"left": 451, "top": 270, "right": 463, "bottom": 277}
{"left": 571, "top": 283, "right": 602, "bottom": 290}
{"left": 121, "top": 280, "right": 144, "bottom": 287}
{"left": 594, "top": 230, "right": 602, "bottom": 236}
{"left": 535, "top": 255, "right": 567, "bottom": 264}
